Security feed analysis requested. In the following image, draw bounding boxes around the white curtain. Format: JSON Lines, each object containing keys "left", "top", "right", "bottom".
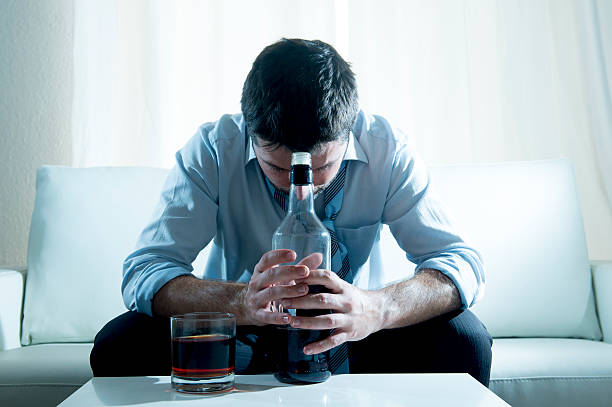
{"left": 72, "top": 0, "right": 612, "bottom": 261}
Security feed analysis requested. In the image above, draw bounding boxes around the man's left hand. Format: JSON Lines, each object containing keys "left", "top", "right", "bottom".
{"left": 279, "top": 269, "right": 384, "bottom": 355}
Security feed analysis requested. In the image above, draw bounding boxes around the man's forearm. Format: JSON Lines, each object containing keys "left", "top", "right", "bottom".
{"left": 375, "top": 268, "right": 462, "bottom": 330}
{"left": 152, "top": 275, "right": 250, "bottom": 324}
{"left": 152, "top": 268, "right": 461, "bottom": 329}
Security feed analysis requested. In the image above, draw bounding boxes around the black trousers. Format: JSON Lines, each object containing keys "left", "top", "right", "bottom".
{"left": 90, "top": 309, "right": 492, "bottom": 386}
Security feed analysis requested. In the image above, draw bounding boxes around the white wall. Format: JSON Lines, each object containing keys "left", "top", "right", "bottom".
{"left": 0, "top": 0, "right": 610, "bottom": 268}
{"left": 0, "top": 0, "right": 73, "bottom": 267}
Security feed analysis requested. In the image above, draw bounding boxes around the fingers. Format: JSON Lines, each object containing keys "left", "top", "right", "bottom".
{"left": 253, "top": 282, "right": 310, "bottom": 305}
{"left": 254, "top": 309, "right": 292, "bottom": 326}
{"left": 297, "top": 252, "right": 323, "bottom": 271}
{"left": 304, "top": 330, "right": 349, "bottom": 355}
{"left": 289, "top": 313, "right": 346, "bottom": 330}
{"left": 280, "top": 293, "right": 348, "bottom": 312}
{"left": 301, "top": 269, "right": 344, "bottom": 292}
{"left": 255, "top": 264, "right": 309, "bottom": 289}
{"left": 246, "top": 250, "right": 334, "bottom": 327}
{"left": 254, "top": 250, "right": 296, "bottom": 274}
{"left": 252, "top": 250, "right": 312, "bottom": 289}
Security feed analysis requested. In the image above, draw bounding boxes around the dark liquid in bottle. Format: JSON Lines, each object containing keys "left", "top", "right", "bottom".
{"left": 172, "top": 334, "right": 236, "bottom": 378}
{"left": 275, "top": 284, "right": 332, "bottom": 384}
{"left": 275, "top": 327, "right": 331, "bottom": 384}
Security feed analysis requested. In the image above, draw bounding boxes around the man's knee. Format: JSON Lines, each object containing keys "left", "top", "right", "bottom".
{"left": 447, "top": 310, "right": 493, "bottom": 361}
{"left": 434, "top": 310, "right": 493, "bottom": 386}
{"left": 90, "top": 311, "right": 171, "bottom": 376}
{"left": 349, "top": 309, "right": 492, "bottom": 386}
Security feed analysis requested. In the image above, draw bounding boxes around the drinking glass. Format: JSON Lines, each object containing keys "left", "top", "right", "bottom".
{"left": 170, "top": 312, "right": 236, "bottom": 393}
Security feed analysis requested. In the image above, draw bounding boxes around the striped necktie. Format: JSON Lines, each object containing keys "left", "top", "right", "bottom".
{"left": 265, "top": 162, "right": 351, "bottom": 374}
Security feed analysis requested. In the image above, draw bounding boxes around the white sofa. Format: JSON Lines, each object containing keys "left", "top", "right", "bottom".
{"left": 1, "top": 159, "right": 611, "bottom": 406}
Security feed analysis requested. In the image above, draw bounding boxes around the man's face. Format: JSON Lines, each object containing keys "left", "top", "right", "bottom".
{"left": 253, "top": 138, "right": 347, "bottom": 195}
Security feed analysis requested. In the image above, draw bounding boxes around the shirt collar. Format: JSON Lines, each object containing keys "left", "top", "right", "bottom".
{"left": 344, "top": 129, "right": 368, "bottom": 164}
{"left": 243, "top": 123, "right": 368, "bottom": 166}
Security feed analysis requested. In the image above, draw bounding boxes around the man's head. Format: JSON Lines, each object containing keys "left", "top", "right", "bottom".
{"left": 241, "top": 38, "right": 358, "bottom": 192}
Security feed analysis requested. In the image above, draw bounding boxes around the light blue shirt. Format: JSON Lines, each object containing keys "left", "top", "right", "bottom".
{"left": 122, "top": 110, "right": 485, "bottom": 316}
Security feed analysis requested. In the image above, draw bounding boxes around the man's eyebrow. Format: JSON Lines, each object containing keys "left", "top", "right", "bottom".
{"left": 261, "top": 159, "right": 290, "bottom": 171}
{"left": 313, "top": 158, "right": 339, "bottom": 170}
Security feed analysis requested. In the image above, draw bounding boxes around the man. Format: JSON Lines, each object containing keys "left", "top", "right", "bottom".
{"left": 91, "top": 38, "right": 492, "bottom": 385}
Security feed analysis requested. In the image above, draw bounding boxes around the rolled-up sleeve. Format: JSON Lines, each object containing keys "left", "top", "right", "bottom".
{"left": 382, "top": 143, "right": 485, "bottom": 308}
{"left": 122, "top": 128, "right": 219, "bottom": 316}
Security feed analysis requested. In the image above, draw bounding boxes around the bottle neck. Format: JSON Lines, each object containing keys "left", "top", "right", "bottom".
{"left": 288, "top": 183, "right": 315, "bottom": 213}
{"left": 288, "top": 164, "right": 314, "bottom": 214}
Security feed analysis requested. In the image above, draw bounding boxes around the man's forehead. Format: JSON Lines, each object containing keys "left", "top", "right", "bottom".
{"left": 254, "top": 138, "right": 345, "bottom": 168}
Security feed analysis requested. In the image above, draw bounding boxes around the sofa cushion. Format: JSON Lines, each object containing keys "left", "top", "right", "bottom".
{"left": 491, "top": 338, "right": 612, "bottom": 377}
{"left": 490, "top": 338, "right": 612, "bottom": 407}
{"left": 0, "top": 343, "right": 93, "bottom": 385}
{"left": 22, "top": 167, "right": 170, "bottom": 344}
{"left": 377, "top": 160, "right": 600, "bottom": 338}
{"left": 427, "top": 160, "right": 601, "bottom": 339}
{"left": 0, "top": 344, "right": 93, "bottom": 407}
{"left": 22, "top": 160, "right": 601, "bottom": 343}
{"left": 592, "top": 261, "right": 612, "bottom": 342}
{"left": 0, "top": 270, "right": 23, "bottom": 350}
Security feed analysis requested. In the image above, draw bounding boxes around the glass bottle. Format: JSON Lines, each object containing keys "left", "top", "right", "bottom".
{"left": 272, "top": 152, "right": 332, "bottom": 384}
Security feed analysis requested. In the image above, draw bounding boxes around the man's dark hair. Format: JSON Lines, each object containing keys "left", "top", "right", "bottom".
{"left": 241, "top": 38, "right": 358, "bottom": 152}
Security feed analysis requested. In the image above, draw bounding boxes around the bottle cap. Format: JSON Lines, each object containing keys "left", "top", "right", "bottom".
{"left": 291, "top": 152, "right": 311, "bottom": 167}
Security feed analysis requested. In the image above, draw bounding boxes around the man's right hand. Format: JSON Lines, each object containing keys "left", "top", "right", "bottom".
{"left": 242, "top": 249, "right": 322, "bottom": 326}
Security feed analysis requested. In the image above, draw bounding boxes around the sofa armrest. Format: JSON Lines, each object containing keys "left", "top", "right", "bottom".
{"left": 0, "top": 269, "right": 25, "bottom": 350}
{"left": 592, "top": 261, "right": 612, "bottom": 343}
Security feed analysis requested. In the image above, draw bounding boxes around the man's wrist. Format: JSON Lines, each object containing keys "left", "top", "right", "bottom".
{"left": 233, "top": 284, "right": 251, "bottom": 325}
{"left": 365, "top": 288, "right": 391, "bottom": 332}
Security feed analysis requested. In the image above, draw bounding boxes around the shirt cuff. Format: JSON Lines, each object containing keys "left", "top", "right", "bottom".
{"left": 131, "top": 266, "right": 193, "bottom": 316}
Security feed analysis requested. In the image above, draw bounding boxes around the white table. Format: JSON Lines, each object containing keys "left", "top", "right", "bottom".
{"left": 58, "top": 374, "right": 510, "bottom": 406}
